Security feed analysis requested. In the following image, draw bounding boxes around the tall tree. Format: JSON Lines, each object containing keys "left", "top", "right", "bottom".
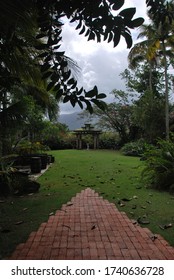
{"left": 151, "top": 0, "right": 174, "bottom": 140}
{"left": 132, "top": 0, "right": 174, "bottom": 140}
{"left": 121, "top": 65, "right": 167, "bottom": 142}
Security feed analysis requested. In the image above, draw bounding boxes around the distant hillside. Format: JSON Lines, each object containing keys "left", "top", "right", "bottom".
{"left": 59, "top": 112, "right": 89, "bottom": 130}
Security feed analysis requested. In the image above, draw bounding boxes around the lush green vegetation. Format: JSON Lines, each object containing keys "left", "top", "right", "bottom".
{"left": 1, "top": 150, "right": 174, "bottom": 259}
{"left": 142, "top": 139, "right": 174, "bottom": 191}
{"left": 1, "top": 0, "right": 145, "bottom": 157}
{"left": 0, "top": 0, "right": 174, "bottom": 260}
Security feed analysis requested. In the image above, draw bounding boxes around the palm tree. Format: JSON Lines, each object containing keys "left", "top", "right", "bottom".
{"left": 128, "top": 2, "right": 174, "bottom": 140}
{"left": 128, "top": 24, "right": 161, "bottom": 93}
{"left": 153, "top": 1, "right": 174, "bottom": 140}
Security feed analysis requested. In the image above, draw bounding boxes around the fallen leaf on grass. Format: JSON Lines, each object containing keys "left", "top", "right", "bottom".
{"left": 146, "top": 200, "right": 152, "bottom": 204}
{"left": 117, "top": 199, "right": 126, "bottom": 207}
{"left": 159, "top": 223, "right": 172, "bottom": 230}
{"left": 120, "top": 203, "right": 125, "bottom": 207}
{"left": 121, "top": 198, "right": 132, "bottom": 202}
{"left": 14, "top": 221, "right": 24, "bottom": 225}
{"left": 68, "top": 176, "right": 75, "bottom": 179}
{"left": 46, "top": 193, "right": 51, "bottom": 196}
{"left": 137, "top": 217, "right": 150, "bottom": 225}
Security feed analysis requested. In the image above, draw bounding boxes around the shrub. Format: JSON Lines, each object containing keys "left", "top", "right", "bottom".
{"left": 99, "top": 132, "right": 120, "bottom": 149}
{"left": 14, "top": 140, "right": 50, "bottom": 155}
{"left": 121, "top": 139, "right": 149, "bottom": 156}
{"left": 142, "top": 139, "right": 174, "bottom": 191}
{"left": 43, "top": 132, "right": 76, "bottom": 150}
{"left": 0, "top": 155, "right": 16, "bottom": 196}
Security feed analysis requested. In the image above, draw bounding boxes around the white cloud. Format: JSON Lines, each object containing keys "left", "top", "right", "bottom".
{"left": 59, "top": 0, "right": 148, "bottom": 113}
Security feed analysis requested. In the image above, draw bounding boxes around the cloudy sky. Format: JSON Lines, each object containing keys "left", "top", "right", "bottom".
{"left": 60, "top": 0, "right": 149, "bottom": 114}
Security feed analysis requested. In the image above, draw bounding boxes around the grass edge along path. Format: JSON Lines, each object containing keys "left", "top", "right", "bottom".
{"left": 0, "top": 149, "right": 174, "bottom": 259}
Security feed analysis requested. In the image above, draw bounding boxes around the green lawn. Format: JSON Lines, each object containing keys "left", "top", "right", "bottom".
{"left": 1, "top": 149, "right": 174, "bottom": 259}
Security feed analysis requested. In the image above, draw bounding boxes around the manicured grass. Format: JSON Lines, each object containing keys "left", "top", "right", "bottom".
{"left": 0, "top": 149, "right": 174, "bottom": 259}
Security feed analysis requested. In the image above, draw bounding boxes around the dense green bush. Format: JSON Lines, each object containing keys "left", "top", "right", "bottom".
{"left": 14, "top": 140, "right": 50, "bottom": 155}
{"left": 44, "top": 132, "right": 76, "bottom": 150}
{"left": 121, "top": 139, "right": 149, "bottom": 156}
{"left": 0, "top": 155, "right": 16, "bottom": 195}
{"left": 142, "top": 139, "right": 174, "bottom": 192}
{"left": 99, "top": 132, "right": 120, "bottom": 149}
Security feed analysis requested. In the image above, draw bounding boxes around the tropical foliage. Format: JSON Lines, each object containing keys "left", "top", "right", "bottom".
{"left": 129, "top": 0, "right": 174, "bottom": 139}
{"left": 0, "top": 0, "right": 144, "bottom": 112}
{"left": 142, "top": 138, "right": 174, "bottom": 192}
{"left": 0, "top": 0, "right": 145, "bottom": 156}
{"left": 123, "top": 1, "right": 174, "bottom": 192}
{"left": 121, "top": 66, "right": 168, "bottom": 142}
{"left": 99, "top": 132, "right": 120, "bottom": 149}
{"left": 121, "top": 139, "right": 150, "bottom": 157}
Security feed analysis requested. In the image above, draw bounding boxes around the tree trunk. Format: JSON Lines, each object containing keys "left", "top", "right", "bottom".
{"left": 0, "top": 92, "right": 11, "bottom": 155}
{"left": 161, "top": 40, "right": 170, "bottom": 140}
{"left": 149, "top": 62, "right": 153, "bottom": 93}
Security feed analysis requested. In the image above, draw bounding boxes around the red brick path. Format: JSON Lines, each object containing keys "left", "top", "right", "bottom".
{"left": 9, "top": 188, "right": 174, "bottom": 260}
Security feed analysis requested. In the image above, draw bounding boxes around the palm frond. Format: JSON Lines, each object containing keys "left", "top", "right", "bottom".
{"left": 128, "top": 55, "right": 145, "bottom": 69}
{"left": 64, "top": 55, "right": 81, "bottom": 80}
{"left": 0, "top": 101, "right": 27, "bottom": 126}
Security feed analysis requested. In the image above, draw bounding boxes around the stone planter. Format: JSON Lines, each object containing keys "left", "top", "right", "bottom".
{"left": 39, "top": 154, "right": 48, "bottom": 169}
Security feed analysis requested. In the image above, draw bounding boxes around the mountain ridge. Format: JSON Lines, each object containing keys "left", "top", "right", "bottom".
{"left": 59, "top": 112, "right": 88, "bottom": 130}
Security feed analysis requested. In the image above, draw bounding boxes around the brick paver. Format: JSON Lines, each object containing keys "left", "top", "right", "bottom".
{"left": 9, "top": 188, "right": 174, "bottom": 259}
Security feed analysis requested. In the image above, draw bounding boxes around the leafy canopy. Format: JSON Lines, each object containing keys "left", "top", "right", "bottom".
{"left": 0, "top": 0, "right": 144, "bottom": 113}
